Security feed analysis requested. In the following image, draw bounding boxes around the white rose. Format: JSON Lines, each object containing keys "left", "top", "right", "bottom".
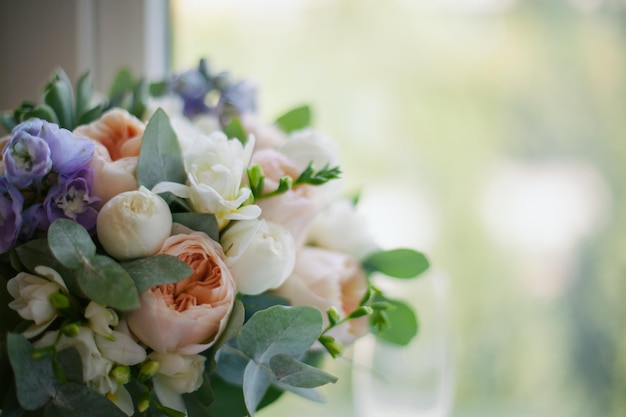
{"left": 149, "top": 352, "right": 206, "bottom": 413}
{"left": 306, "top": 199, "right": 379, "bottom": 259}
{"left": 96, "top": 186, "right": 172, "bottom": 261}
{"left": 153, "top": 131, "right": 261, "bottom": 229}
{"left": 273, "top": 247, "right": 368, "bottom": 344}
{"left": 279, "top": 128, "right": 340, "bottom": 172}
{"left": 220, "top": 219, "right": 296, "bottom": 295}
{"left": 7, "top": 266, "right": 67, "bottom": 338}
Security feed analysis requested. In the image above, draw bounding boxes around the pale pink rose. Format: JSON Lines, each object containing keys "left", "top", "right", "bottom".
{"left": 273, "top": 247, "right": 369, "bottom": 343}
{"left": 74, "top": 109, "right": 144, "bottom": 204}
{"left": 251, "top": 149, "right": 325, "bottom": 246}
{"left": 240, "top": 114, "right": 287, "bottom": 150}
{"left": 126, "top": 232, "right": 236, "bottom": 355}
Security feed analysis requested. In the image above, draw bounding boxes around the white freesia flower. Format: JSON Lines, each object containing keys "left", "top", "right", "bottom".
{"left": 7, "top": 266, "right": 67, "bottom": 338}
{"left": 220, "top": 219, "right": 296, "bottom": 295}
{"left": 35, "top": 326, "right": 145, "bottom": 416}
{"left": 149, "top": 352, "right": 206, "bottom": 413}
{"left": 84, "top": 301, "right": 119, "bottom": 338}
{"left": 153, "top": 131, "right": 260, "bottom": 229}
{"left": 144, "top": 96, "right": 185, "bottom": 121}
{"left": 96, "top": 186, "right": 172, "bottom": 261}
{"left": 306, "top": 199, "right": 379, "bottom": 259}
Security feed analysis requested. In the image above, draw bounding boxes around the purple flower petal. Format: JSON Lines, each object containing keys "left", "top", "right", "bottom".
{"left": 44, "top": 168, "right": 99, "bottom": 232}
{"left": 2, "top": 130, "right": 53, "bottom": 187}
{"left": 0, "top": 177, "right": 24, "bottom": 253}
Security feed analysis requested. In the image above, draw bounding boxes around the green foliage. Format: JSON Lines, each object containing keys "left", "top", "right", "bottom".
{"left": 171, "top": 213, "right": 219, "bottom": 242}
{"left": 362, "top": 248, "right": 430, "bottom": 279}
{"left": 107, "top": 68, "right": 148, "bottom": 119}
{"left": 6, "top": 334, "right": 126, "bottom": 417}
{"left": 137, "top": 108, "right": 187, "bottom": 190}
{"left": 121, "top": 254, "right": 193, "bottom": 294}
{"left": 370, "top": 293, "right": 419, "bottom": 346}
{"left": 48, "top": 219, "right": 96, "bottom": 269}
{"left": 223, "top": 117, "right": 248, "bottom": 144}
{"left": 274, "top": 105, "right": 312, "bottom": 133}
{"left": 294, "top": 162, "right": 341, "bottom": 186}
{"left": 269, "top": 354, "right": 337, "bottom": 388}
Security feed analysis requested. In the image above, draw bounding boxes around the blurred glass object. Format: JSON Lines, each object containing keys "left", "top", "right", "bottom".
{"left": 353, "top": 270, "right": 454, "bottom": 417}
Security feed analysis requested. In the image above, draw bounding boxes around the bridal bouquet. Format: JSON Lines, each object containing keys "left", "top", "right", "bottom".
{"left": 0, "top": 60, "right": 429, "bottom": 417}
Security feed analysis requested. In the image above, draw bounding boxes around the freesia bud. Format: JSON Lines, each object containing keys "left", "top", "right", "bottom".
{"left": 138, "top": 360, "right": 161, "bottom": 382}
{"left": 319, "top": 335, "right": 343, "bottom": 358}
{"left": 96, "top": 186, "right": 172, "bottom": 261}
{"left": 110, "top": 365, "right": 131, "bottom": 385}
{"left": 62, "top": 322, "right": 81, "bottom": 337}
{"left": 49, "top": 292, "right": 70, "bottom": 310}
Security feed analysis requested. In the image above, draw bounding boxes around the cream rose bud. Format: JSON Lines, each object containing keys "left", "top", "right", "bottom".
{"left": 96, "top": 186, "right": 172, "bottom": 261}
{"left": 221, "top": 219, "right": 296, "bottom": 295}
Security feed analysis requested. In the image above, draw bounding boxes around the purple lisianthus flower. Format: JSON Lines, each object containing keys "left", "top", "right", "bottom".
{"left": 2, "top": 130, "right": 53, "bottom": 188}
{"left": 0, "top": 177, "right": 24, "bottom": 254}
{"left": 43, "top": 168, "right": 99, "bottom": 232}
{"left": 13, "top": 119, "right": 94, "bottom": 177}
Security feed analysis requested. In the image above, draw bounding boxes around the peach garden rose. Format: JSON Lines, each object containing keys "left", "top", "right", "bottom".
{"left": 73, "top": 109, "right": 144, "bottom": 205}
{"left": 126, "top": 231, "right": 236, "bottom": 355}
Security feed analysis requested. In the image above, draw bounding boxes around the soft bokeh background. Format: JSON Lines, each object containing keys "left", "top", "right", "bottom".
{"left": 171, "top": 0, "right": 626, "bottom": 416}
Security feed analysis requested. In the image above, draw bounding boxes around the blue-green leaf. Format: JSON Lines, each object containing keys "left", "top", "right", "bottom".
{"left": 172, "top": 213, "right": 219, "bottom": 242}
{"left": 274, "top": 105, "right": 312, "bottom": 133}
{"left": 75, "top": 72, "right": 93, "bottom": 118}
{"left": 362, "top": 248, "right": 430, "bottom": 279}
{"left": 243, "top": 361, "right": 272, "bottom": 416}
{"left": 43, "top": 71, "right": 74, "bottom": 129}
{"left": 47, "top": 219, "right": 96, "bottom": 269}
{"left": 77, "top": 255, "right": 139, "bottom": 311}
{"left": 223, "top": 117, "right": 248, "bottom": 144}
{"left": 269, "top": 354, "right": 337, "bottom": 388}
{"left": 121, "top": 254, "right": 192, "bottom": 294}
{"left": 137, "top": 108, "right": 186, "bottom": 189}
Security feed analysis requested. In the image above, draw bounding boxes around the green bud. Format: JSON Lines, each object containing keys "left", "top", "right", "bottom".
{"left": 49, "top": 292, "right": 71, "bottom": 310}
{"left": 319, "top": 335, "right": 344, "bottom": 358}
{"left": 62, "top": 322, "right": 81, "bottom": 337}
{"left": 359, "top": 287, "right": 376, "bottom": 305}
{"left": 137, "top": 397, "right": 151, "bottom": 413}
{"left": 326, "top": 307, "right": 341, "bottom": 326}
{"left": 110, "top": 365, "right": 131, "bottom": 385}
{"left": 138, "top": 360, "right": 160, "bottom": 382}
{"left": 347, "top": 306, "right": 373, "bottom": 319}
{"left": 370, "top": 301, "right": 393, "bottom": 311}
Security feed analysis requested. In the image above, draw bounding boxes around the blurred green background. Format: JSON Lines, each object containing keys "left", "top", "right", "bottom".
{"left": 171, "top": 0, "right": 626, "bottom": 416}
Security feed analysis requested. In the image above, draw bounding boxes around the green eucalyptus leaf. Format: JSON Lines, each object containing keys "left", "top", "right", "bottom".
{"left": 370, "top": 294, "right": 418, "bottom": 346}
{"left": 47, "top": 219, "right": 96, "bottom": 269}
{"left": 172, "top": 213, "right": 219, "bottom": 242}
{"left": 77, "top": 255, "right": 139, "bottom": 311}
{"left": 149, "top": 81, "right": 169, "bottom": 97}
{"left": 1, "top": 383, "right": 23, "bottom": 417}
{"left": 243, "top": 361, "right": 272, "bottom": 416}
{"left": 239, "top": 294, "right": 290, "bottom": 322}
{"left": 43, "top": 72, "right": 74, "bottom": 129}
{"left": 137, "top": 108, "right": 186, "bottom": 189}
{"left": 208, "top": 301, "right": 245, "bottom": 374}
{"left": 43, "top": 382, "right": 126, "bottom": 417}
{"left": 131, "top": 78, "right": 148, "bottom": 119}
{"left": 56, "top": 347, "right": 83, "bottom": 384}
{"left": 274, "top": 105, "right": 312, "bottom": 133}
{"left": 14, "top": 239, "right": 82, "bottom": 296}
{"left": 237, "top": 305, "right": 322, "bottom": 361}
{"left": 269, "top": 354, "right": 337, "bottom": 388}
{"left": 75, "top": 72, "right": 92, "bottom": 118}
{"left": 6, "top": 333, "right": 54, "bottom": 410}
{"left": 206, "top": 374, "right": 282, "bottom": 417}
{"left": 362, "top": 248, "right": 430, "bottom": 279}
{"left": 272, "top": 380, "right": 324, "bottom": 403}
{"left": 215, "top": 344, "right": 248, "bottom": 386}
{"left": 223, "top": 117, "right": 247, "bottom": 144}
{"left": 121, "top": 254, "right": 192, "bottom": 294}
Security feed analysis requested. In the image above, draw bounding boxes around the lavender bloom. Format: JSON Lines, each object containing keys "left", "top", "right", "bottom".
{"left": 13, "top": 119, "right": 94, "bottom": 177}
{"left": 0, "top": 177, "right": 24, "bottom": 253}
{"left": 174, "top": 68, "right": 212, "bottom": 118}
{"left": 218, "top": 80, "right": 258, "bottom": 116}
{"left": 2, "top": 130, "right": 53, "bottom": 188}
{"left": 43, "top": 168, "right": 99, "bottom": 232}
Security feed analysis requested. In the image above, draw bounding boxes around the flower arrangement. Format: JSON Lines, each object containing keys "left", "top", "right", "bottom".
{"left": 0, "top": 60, "right": 429, "bottom": 417}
